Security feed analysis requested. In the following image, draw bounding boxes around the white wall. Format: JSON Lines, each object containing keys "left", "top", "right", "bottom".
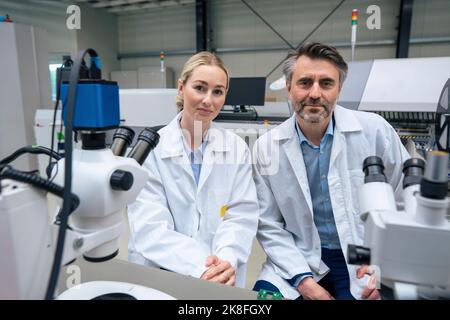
{"left": 0, "top": 23, "right": 52, "bottom": 170}
{"left": 0, "top": 0, "right": 77, "bottom": 58}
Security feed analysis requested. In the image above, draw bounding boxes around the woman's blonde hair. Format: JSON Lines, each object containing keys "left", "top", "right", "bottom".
{"left": 176, "top": 51, "right": 229, "bottom": 112}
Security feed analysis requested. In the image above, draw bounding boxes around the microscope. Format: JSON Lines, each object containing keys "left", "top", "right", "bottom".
{"left": 348, "top": 151, "right": 450, "bottom": 299}
{"left": 0, "top": 49, "right": 165, "bottom": 299}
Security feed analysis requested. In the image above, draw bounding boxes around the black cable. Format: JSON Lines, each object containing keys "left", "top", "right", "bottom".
{"left": 0, "top": 167, "right": 79, "bottom": 212}
{"left": 0, "top": 164, "right": 11, "bottom": 194}
{"left": 0, "top": 145, "right": 62, "bottom": 166}
{"left": 21, "top": 169, "right": 40, "bottom": 175}
{"left": 265, "top": 0, "right": 347, "bottom": 78}
{"left": 0, "top": 163, "right": 11, "bottom": 173}
{"left": 47, "top": 63, "right": 64, "bottom": 180}
{"left": 49, "top": 159, "right": 59, "bottom": 183}
{"left": 45, "top": 48, "right": 99, "bottom": 300}
{"left": 56, "top": 83, "right": 66, "bottom": 177}
{"left": 58, "top": 112, "right": 64, "bottom": 153}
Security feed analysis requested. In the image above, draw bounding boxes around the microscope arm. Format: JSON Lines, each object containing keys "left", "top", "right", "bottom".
{"left": 58, "top": 212, "right": 124, "bottom": 266}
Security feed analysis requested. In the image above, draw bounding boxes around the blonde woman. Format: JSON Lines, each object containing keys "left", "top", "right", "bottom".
{"left": 128, "top": 52, "right": 258, "bottom": 287}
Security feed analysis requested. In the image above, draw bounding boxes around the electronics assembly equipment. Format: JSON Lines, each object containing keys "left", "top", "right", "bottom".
{"left": 338, "top": 57, "right": 450, "bottom": 157}
{"left": 347, "top": 151, "right": 450, "bottom": 299}
{"left": 118, "top": 88, "right": 178, "bottom": 128}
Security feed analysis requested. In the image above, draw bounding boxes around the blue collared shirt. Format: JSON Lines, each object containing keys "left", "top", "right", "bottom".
{"left": 295, "top": 118, "right": 341, "bottom": 250}
{"left": 287, "top": 117, "right": 342, "bottom": 289}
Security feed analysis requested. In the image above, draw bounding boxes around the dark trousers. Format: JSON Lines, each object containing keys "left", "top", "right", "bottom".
{"left": 253, "top": 248, "right": 355, "bottom": 300}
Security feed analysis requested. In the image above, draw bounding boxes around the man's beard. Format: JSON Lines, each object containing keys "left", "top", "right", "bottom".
{"left": 294, "top": 98, "right": 333, "bottom": 124}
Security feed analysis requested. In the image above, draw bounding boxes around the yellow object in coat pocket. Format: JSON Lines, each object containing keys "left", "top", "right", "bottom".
{"left": 220, "top": 205, "right": 228, "bottom": 218}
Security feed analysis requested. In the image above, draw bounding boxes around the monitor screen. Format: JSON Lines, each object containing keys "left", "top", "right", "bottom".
{"left": 224, "top": 77, "right": 266, "bottom": 106}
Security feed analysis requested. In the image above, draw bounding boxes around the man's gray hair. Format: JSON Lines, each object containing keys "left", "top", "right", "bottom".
{"left": 283, "top": 42, "right": 348, "bottom": 88}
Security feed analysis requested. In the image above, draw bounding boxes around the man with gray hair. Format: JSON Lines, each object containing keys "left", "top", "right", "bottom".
{"left": 252, "top": 42, "right": 409, "bottom": 299}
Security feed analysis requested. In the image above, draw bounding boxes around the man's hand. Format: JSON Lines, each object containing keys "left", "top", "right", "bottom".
{"left": 357, "top": 265, "right": 380, "bottom": 300}
{"left": 200, "top": 255, "right": 236, "bottom": 286}
{"left": 297, "top": 277, "right": 335, "bottom": 300}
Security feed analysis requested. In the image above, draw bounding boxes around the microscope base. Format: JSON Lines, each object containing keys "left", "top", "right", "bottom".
{"left": 57, "top": 281, "right": 176, "bottom": 300}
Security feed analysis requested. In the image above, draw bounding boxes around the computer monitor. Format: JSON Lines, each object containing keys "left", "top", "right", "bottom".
{"left": 225, "top": 77, "right": 266, "bottom": 107}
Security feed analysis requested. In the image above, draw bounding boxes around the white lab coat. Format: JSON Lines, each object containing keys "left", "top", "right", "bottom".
{"left": 128, "top": 113, "right": 259, "bottom": 287}
{"left": 253, "top": 105, "right": 410, "bottom": 299}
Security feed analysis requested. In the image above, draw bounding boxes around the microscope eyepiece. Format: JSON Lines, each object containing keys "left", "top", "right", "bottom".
{"left": 420, "top": 151, "right": 449, "bottom": 199}
{"left": 127, "top": 128, "right": 160, "bottom": 165}
{"left": 111, "top": 126, "right": 135, "bottom": 157}
{"left": 362, "top": 156, "right": 387, "bottom": 183}
{"left": 402, "top": 158, "right": 425, "bottom": 189}
{"left": 135, "top": 127, "right": 160, "bottom": 150}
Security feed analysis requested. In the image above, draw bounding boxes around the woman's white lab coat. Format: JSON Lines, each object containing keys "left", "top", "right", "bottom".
{"left": 253, "top": 105, "right": 410, "bottom": 299}
{"left": 128, "top": 113, "right": 259, "bottom": 287}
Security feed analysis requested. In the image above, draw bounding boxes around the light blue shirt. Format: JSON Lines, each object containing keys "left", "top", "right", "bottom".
{"left": 179, "top": 119, "right": 207, "bottom": 186}
{"left": 189, "top": 145, "right": 205, "bottom": 186}
{"left": 295, "top": 117, "right": 341, "bottom": 250}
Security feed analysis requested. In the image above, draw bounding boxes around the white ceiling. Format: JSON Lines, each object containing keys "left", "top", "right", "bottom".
{"left": 73, "top": 0, "right": 195, "bottom": 14}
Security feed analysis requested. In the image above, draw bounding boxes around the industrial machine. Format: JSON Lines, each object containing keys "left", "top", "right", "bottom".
{"left": 338, "top": 57, "right": 450, "bottom": 157}
{"left": 117, "top": 88, "right": 178, "bottom": 133}
{"left": 0, "top": 49, "right": 165, "bottom": 299}
{"left": 348, "top": 151, "right": 450, "bottom": 299}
